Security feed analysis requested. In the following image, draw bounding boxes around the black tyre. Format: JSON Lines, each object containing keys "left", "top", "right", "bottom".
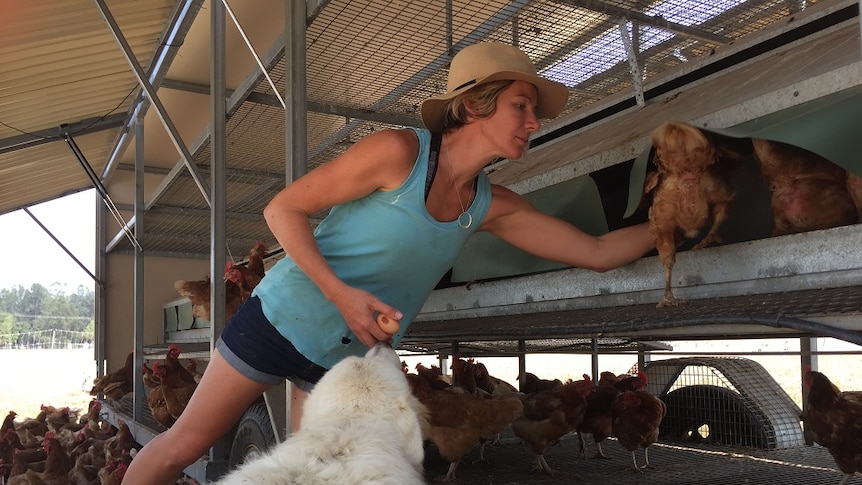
{"left": 228, "top": 402, "right": 277, "bottom": 468}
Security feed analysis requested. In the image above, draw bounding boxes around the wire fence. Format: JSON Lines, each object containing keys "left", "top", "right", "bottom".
{"left": 0, "top": 329, "right": 93, "bottom": 349}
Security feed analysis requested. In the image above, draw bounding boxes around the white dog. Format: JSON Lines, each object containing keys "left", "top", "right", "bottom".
{"left": 214, "top": 342, "right": 430, "bottom": 485}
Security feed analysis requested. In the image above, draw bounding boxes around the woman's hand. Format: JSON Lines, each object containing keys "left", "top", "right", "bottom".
{"left": 328, "top": 285, "right": 403, "bottom": 347}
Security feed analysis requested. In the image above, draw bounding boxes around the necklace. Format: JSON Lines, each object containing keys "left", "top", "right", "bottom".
{"left": 446, "top": 142, "right": 475, "bottom": 229}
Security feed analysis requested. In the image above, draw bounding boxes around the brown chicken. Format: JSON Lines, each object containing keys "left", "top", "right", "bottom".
{"left": 89, "top": 351, "right": 133, "bottom": 402}
{"left": 146, "top": 365, "right": 175, "bottom": 429}
{"left": 156, "top": 345, "right": 198, "bottom": 422}
{"left": 7, "top": 432, "right": 72, "bottom": 485}
{"left": 225, "top": 261, "right": 261, "bottom": 302}
{"left": 644, "top": 121, "right": 736, "bottom": 307}
{"left": 104, "top": 419, "right": 140, "bottom": 462}
{"left": 753, "top": 138, "right": 859, "bottom": 236}
{"left": 415, "top": 363, "right": 452, "bottom": 391}
{"left": 0, "top": 429, "right": 20, "bottom": 481}
{"left": 185, "top": 359, "right": 203, "bottom": 384}
{"left": 450, "top": 357, "right": 520, "bottom": 458}
{"left": 163, "top": 345, "right": 198, "bottom": 387}
{"left": 80, "top": 399, "right": 102, "bottom": 429}
{"left": 472, "top": 360, "right": 518, "bottom": 396}
{"left": 1, "top": 411, "right": 17, "bottom": 438}
{"left": 14, "top": 406, "right": 51, "bottom": 441}
{"left": 99, "top": 460, "right": 128, "bottom": 485}
{"left": 156, "top": 362, "right": 196, "bottom": 423}
{"left": 802, "top": 368, "right": 862, "bottom": 485}
{"left": 43, "top": 406, "right": 72, "bottom": 434}
{"left": 174, "top": 274, "right": 244, "bottom": 324}
{"left": 450, "top": 355, "right": 484, "bottom": 396}
{"left": 578, "top": 371, "right": 648, "bottom": 459}
{"left": 69, "top": 451, "right": 99, "bottom": 485}
{"left": 512, "top": 375, "right": 594, "bottom": 475}
{"left": 518, "top": 372, "right": 563, "bottom": 394}
{"left": 597, "top": 371, "right": 620, "bottom": 388}
{"left": 142, "top": 362, "right": 160, "bottom": 389}
{"left": 611, "top": 387, "right": 667, "bottom": 472}
{"left": 246, "top": 240, "right": 268, "bottom": 280}
{"left": 174, "top": 275, "right": 211, "bottom": 320}
{"left": 405, "top": 372, "right": 523, "bottom": 482}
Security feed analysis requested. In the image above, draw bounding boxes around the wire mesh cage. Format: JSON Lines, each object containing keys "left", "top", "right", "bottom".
{"left": 644, "top": 356, "right": 805, "bottom": 450}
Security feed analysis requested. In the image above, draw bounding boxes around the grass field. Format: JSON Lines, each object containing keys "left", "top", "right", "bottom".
{"left": 1, "top": 338, "right": 860, "bottom": 423}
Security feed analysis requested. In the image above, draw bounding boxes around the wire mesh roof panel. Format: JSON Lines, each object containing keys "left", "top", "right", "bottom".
{"left": 119, "top": 0, "right": 840, "bottom": 258}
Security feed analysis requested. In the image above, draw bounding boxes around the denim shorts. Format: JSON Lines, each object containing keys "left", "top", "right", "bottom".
{"left": 217, "top": 296, "right": 328, "bottom": 392}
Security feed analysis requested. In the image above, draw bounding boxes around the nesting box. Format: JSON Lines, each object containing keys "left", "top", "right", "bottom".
{"left": 644, "top": 357, "right": 804, "bottom": 450}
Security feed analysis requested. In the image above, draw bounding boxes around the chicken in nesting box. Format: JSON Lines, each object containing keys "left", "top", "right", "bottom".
{"left": 644, "top": 121, "right": 735, "bottom": 307}
{"left": 752, "top": 138, "right": 860, "bottom": 236}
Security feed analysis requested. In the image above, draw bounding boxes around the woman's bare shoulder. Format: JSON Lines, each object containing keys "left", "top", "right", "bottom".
{"left": 353, "top": 128, "right": 419, "bottom": 161}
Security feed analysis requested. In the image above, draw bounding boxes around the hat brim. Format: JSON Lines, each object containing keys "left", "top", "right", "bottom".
{"left": 420, "top": 70, "right": 569, "bottom": 133}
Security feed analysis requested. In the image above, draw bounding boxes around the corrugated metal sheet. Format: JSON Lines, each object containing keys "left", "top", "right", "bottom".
{"left": 0, "top": 0, "right": 178, "bottom": 212}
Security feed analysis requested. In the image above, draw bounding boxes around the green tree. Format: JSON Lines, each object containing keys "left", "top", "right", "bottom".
{"left": 0, "top": 284, "right": 94, "bottom": 346}
{"left": 0, "top": 313, "right": 16, "bottom": 346}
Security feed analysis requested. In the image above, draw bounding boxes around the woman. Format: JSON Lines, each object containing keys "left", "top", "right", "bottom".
{"left": 123, "top": 41, "right": 654, "bottom": 483}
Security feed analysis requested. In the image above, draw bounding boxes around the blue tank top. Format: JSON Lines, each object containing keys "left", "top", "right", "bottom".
{"left": 253, "top": 127, "right": 491, "bottom": 369}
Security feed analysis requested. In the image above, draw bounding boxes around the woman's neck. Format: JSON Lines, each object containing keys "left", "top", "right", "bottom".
{"left": 443, "top": 130, "right": 493, "bottom": 184}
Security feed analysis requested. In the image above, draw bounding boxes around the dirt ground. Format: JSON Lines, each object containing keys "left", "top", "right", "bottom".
{"left": 0, "top": 348, "right": 96, "bottom": 420}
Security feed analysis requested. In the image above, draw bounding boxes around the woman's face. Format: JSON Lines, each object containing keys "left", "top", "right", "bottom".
{"left": 475, "top": 80, "right": 541, "bottom": 159}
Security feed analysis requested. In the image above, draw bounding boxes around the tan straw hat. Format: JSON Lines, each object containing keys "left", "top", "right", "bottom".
{"left": 420, "top": 42, "right": 569, "bottom": 133}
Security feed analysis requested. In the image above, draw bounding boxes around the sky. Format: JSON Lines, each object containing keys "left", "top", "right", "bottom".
{"left": 0, "top": 190, "right": 96, "bottom": 293}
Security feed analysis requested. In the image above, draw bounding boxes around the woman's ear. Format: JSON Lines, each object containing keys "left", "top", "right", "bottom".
{"left": 462, "top": 99, "right": 479, "bottom": 120}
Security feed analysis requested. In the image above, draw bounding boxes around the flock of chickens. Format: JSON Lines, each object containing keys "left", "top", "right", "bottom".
{"left": 404, "top": 358, "right": 862, "bottom": 484}
{"left": 88, "top": 344, "right": 202, "bottom": 431}
{"left": 81, "top": 352, "right": 862, "bottom": 483}
{"left": 0, "top": 401, "right": 142, "bottom": 484}
{"left": 173, "top": 242, "right": 268, "bottom": 324}
{"left": 643, "top": 121, "right": 862, "bottom": 307}
{"left": 403, "top": 356, "right": 666, "bottom": 482}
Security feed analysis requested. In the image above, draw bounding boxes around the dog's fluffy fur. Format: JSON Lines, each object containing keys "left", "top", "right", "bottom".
{"left": 214, "top": 342, "right": 430, "bottom": 485}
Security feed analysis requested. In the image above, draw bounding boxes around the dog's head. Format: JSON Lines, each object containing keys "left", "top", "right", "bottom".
{"left": 301, "top": 343, "right": 429, "bottom": 466}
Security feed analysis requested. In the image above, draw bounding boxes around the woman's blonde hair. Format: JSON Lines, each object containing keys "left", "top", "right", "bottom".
{"left": 440, "top": 80, "right": 514, "bottom": 132}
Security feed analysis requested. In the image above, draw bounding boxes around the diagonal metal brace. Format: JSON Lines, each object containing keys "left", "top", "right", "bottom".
{"left": 93, "top": 0, "right": 212, "bottom": 207}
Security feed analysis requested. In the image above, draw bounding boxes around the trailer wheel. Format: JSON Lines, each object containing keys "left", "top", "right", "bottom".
{"left": 229, "top": 402, "right": 277, "bottom": 467}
